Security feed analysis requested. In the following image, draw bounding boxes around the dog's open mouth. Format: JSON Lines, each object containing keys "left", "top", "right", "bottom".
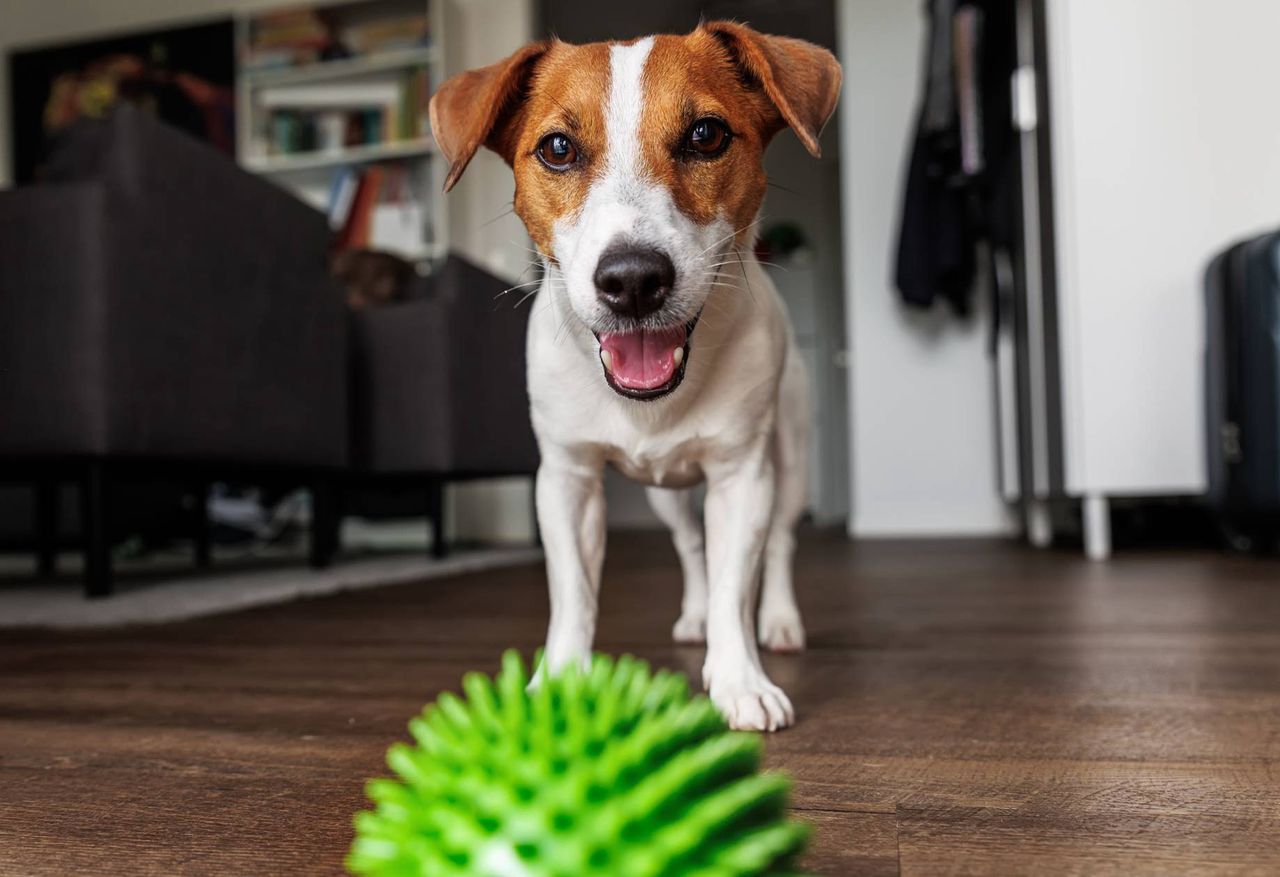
{"left": 594, "top": 314, "right": 700, "bottom": 401}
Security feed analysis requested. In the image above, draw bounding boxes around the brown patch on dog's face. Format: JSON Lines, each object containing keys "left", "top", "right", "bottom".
{"left": 493, "top": 31, "right": 787, "bottom": 256}
{"left": 637, "top": 31, "right": 777, "bottom": 244}
{"left": 496, "top": 41, "right": 611, "bottom": 260}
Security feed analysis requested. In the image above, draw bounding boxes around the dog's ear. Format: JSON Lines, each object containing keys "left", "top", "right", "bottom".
{"left": 702, "top": 21, "right": 841, "bottom": 158}
{"left": 429, "top": 41, "right": 551, "bottom": 192}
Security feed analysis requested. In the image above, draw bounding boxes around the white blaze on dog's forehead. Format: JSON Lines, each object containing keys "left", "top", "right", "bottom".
{"left": 549, "top": 33, "right": 728, "bottom": 334}
{"left": 604, "top": 36, "right": 655, "bottom": 182}
{"left": 552, "top": 37, "right": 657, "bottom": 265}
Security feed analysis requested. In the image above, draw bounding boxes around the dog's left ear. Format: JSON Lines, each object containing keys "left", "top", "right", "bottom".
{"left": 703, "top": 21, "right": 842, "bottom": 158}
{"left": 429, "top": 41, "right": 551, "bottom": 192}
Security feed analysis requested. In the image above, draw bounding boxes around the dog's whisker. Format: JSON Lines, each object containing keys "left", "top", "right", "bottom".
{"left": 701, "top": 255, "right": 786, "bottom": 273}
{"left": 697, "top": 217, "right": 764, "bottom": 258}
{"left": 732, "top": 246, "right": 759, "bottom": 305}
{"left": 494, "top": 278, "right": 545, "bottom": 301}
{"left": 697, "top": 229, "right": 739, "bottom": 258}
{"left": 479, "top": 202, "right": 517, "bottom": 228}
{"left": 554, "top": 307, "right": 579, "bottom": 344}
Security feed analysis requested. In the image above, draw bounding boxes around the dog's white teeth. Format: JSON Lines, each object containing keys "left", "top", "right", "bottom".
{"left": 600, "top": 348, "right": 613, "bottom": 373}
{"left": 673, "top": 347, "right": 684, "bottom": 366}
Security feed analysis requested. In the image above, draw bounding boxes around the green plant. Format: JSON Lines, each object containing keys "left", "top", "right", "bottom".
{"left": 348, "top": 651, "right": 810, "bottom": 876}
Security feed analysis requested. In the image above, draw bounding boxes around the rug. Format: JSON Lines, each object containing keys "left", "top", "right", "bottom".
{"left": 0, "top": 546, "right": 543, "bottom": 630}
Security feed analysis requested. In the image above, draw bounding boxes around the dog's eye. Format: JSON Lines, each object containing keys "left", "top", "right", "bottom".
{"left": 536, "top": 133, "right": 579, "bottom": 170}
{"left": 682, "top": 118, "right": 731, "bottom": 158}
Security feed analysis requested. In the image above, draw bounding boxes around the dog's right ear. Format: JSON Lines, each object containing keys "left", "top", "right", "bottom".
{"left": 429, "top": 41, "right": 551, "bottom": 192}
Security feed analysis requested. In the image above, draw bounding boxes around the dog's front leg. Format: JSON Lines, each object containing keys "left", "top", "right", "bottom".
{"left": 703, "top": 439, "right": 795, "bottom": 732}
{"left": 535, "top": 450, "right": 607, "bottom": 679}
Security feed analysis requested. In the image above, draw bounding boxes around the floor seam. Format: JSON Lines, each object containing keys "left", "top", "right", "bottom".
{"left": 790, "top": 804, "right": 895, "bottom": 817}
{"left": 895, "top": 805, "right": 904, "bottom": 876}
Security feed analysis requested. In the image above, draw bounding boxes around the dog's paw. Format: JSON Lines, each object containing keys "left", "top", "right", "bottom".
{"left": 528, "top": 649, "right": 590, "bottom": 691}
{"left": 672, "top": 612, "right": 707, "bottom": 644}
{"left": 707, "top": 676, "right": 795, "bottom": 732}
{"left": 758, "top": 608, "right": 806, "bottom": 653}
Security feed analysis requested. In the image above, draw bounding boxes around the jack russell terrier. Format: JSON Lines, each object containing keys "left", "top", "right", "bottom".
{"left": 429, "top": 22, "right": 841, "bottom": 731}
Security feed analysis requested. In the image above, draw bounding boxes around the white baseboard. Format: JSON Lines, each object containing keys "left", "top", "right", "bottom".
{"left": 851, "top": 502, "right": 1019, "bottom": 539}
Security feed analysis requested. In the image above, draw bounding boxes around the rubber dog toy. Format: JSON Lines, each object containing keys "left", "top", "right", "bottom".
{"left": 348, "top": 651, "right": 810, "bottom": 876}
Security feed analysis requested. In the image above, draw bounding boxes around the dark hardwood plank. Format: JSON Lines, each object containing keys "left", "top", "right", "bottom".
{"left": 3, "top": 532, "right": 1280, "bottom": 875}
{"left": 800, "top": 810, "right": 899, "bottom": 876}
{"left": 896, "top": 802, "right": 1279, "bottom": 876}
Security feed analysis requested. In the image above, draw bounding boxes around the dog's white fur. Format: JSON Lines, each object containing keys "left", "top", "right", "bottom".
{"left": 528, "top": 39, "right": 810, "bottom": 731}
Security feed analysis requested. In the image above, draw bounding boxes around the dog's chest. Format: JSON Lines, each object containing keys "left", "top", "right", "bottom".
{"left": 605, "top": 439, "right": 707, "bottom": 488}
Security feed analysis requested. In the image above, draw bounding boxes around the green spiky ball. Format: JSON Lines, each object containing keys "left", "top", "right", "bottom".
{"left": 348, "top": 651, "right": 810, "bottom": 877}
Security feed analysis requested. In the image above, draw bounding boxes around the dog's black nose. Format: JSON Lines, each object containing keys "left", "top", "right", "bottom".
{"left": 593, "top": 246, "right": 676, "bottom": 319}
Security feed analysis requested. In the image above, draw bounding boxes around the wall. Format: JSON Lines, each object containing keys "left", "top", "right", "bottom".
{"left": 0, "top": 0, "right": 538, "bottom": 543}
{"left": 837, "top": 0, "right": 1015, "bottom": 537}
{"left": 1046, "top": 0, "right": 1280, "bottom": 499}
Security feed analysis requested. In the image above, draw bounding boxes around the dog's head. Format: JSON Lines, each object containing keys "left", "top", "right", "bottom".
{"left": 430, "top": 22, "right": 840, "bottom": 400}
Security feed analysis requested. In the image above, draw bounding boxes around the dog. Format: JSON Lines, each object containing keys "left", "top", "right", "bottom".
{"left": 429, "top": 22, "right": 841, "bottom": 731}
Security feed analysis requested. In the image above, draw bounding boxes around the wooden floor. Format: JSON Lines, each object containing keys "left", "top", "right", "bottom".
{"left": 3, "top": 532, "right": 1280, "bottom": 875}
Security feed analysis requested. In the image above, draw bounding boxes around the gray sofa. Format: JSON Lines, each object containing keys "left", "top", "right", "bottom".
{"left": 0, "top": 107, "right": 348, "bottom": 595}
{"left": 321, "top": 255, "right": 540, "bottom": 561}
{"left": 0, "top": 107, "right": 539, "bottom": 593}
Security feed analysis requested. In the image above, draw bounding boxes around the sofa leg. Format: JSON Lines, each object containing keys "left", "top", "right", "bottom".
{"left": 35, "top": 480, "right": 59, "bottom": 579}
{"left": 81, "top": 462, "right": 112, "bottom": 598}
{"left": 310, "top": 482, "right": 340, "bottom": 569}
{"left": 193, "top": 482, "right": 211, "bottom": 570}
{"left": 427, "top": 480, "right": 447, "bottom": 559}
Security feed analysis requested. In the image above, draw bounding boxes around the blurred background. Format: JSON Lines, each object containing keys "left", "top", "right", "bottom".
{"left": 1, "top": 0, "right": 1278, "bottom": 615}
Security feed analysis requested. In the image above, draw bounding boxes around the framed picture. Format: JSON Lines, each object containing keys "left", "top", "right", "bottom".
{"left": 8, "top": 18, "right": 235, "bottom": 183}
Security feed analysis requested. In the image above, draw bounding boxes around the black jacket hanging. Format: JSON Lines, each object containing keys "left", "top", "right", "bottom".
{"left": 895, "top": 0, "right": 1018, "bottom": 316}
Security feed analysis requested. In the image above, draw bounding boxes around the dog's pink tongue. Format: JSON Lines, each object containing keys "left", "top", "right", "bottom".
{"left": 599, "top": 325, "right": 686, "bottom": 390}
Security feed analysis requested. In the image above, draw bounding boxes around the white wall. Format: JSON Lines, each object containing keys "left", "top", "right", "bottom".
{"left": 837, "top": 0, "right": 1015, "bottom": 537}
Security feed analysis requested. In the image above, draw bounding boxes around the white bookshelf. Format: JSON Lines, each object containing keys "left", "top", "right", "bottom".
{"left": 233, "top": 0, "right": 448, "bottom": 265}
{"left": 243, "top": 136, "right": 436, "bottom": 173}
{"left": 241, "top": 45, "right": 439, "bottom": 86}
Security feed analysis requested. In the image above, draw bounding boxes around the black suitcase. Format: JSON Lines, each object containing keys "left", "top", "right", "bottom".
{"left": 1205, "top": 230, "right": 1280, "bottom": 543}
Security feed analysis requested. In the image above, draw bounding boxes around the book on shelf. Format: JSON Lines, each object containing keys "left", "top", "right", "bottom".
{"left": 257, "top": 67, "right": 430, "bottom": 155}
{"left": 246, "top": 8, "right": 333, "bottom": 70}
{"left": 253, "top": 9, "right": 330, "bottom": 48}
{"left": 245, "top": 7, "right": 430, "bottom": 72}
{"left": 329, "top": 163, "right": 427, "bottom": 258}
{"left": 326, "top": 168, "right": 360, "bottom": 230}
{"left": 343, "top": 15, "right": 430, "bottom": 54}
{"left": 345, "top": 165, "right": 383, "bottom": 249}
